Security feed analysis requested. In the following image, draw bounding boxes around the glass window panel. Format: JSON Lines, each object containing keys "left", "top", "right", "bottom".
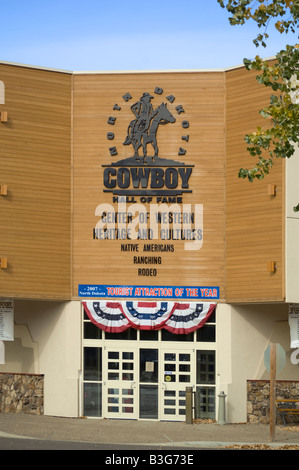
{"left": 108, "top": 388, "right": 119, "bottom": 395}
{"left": 108, "top": 372, "right": 119, "bottom": 380}
{"left": 164, "top": 353, "right": 175, "bottom": 361}
{"left": 84, "top": 322, "right": 102, "bottom": 339}
{"left": 123, "top": 362, "right": 134, "bottom": 370}
{"left": 122, "top": 388, "right": 133, "bottom": 395}
{"left": 207, "top": 310, "right": 216, "bottom": 323}
{"left": 179, "top": 375, "right": 190, "bottom": 382}
{"left": 196, "top": 325, "right": 215, "bottom": 342}
{"left": 196, "top": 350, "right": 215, "bottom": 385}
{"left": 139, "top": 385, "right": 158, "bottom": 419}
{"left": 164, "top": 390, "right": 176, "bottom": 397}
{"left": 164, "top": 363, "right": 176, "bottom": 371}
{"left": 108, "top": 406, "right": 119, "bottom": 412}
{"left": 122, "top": 397, "right": 133, "bottom": 404}
{"left": 140, "top": 349, "right": 158, "bottom": 383}
{"left": 179, "top": 354, "right": 190, "bottom": 362}
{"left": 164, "top": 399, "right": 176, "bottom": 406}
{"left": 122, "top": 373, "right": 133, "bottom": 380}
{"left": 105, "top": 329, "right": 137, "bottom": 340}
{"left": 164, "top": 408, "right": 176, "bottom": 414}
{"left": 108, "top": 362, "right": 119, "bottom": 370}
{"left": 83, "top": 383, "right": 102, "bottom": 417}
{"left": 195, "top": 386, "right": 215, "bottom": 420}
{"left": 140, "top": 330, "right": 158, "bottom": 341}
{"left": 108, "top": 352, "right": 119, "bottom": 359}
{"left": 162, "top": 330, "right": 194, "bottom": 341}
{"left": 179, "top": 364, "right": 190, "bottom": 372}
{"left": 122, "top": 407, "right": 133, "bottom": 413}
{"left": 164, "top": 374, "right": 175, "bottom": 382}
{"left": 108, "top": 397, "right": 119, "bottom": 404}
{"left": 84, "top": 347, "right": 102, "bottom": 381}
{"left": 123, "top": 352, "right": 133, "bottom": 360}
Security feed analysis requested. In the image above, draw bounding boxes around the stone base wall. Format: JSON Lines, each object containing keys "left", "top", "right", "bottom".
{"left": 247, "top": 380, "right": 299, "bottom": 424}
{"left": 0, "top": 373, "right": 44, "bottom": 415}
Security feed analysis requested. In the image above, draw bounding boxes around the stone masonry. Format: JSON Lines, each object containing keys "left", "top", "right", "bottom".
{"left": 0, "top": 373, "right": 44, "bottom": 415}
{"left": 247, "top": 380, "right": 299, "bottom": 424}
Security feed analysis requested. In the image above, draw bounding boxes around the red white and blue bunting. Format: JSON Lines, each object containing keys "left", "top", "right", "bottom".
{"left": 83, "top": 301, "right": 216, "bottom": 334}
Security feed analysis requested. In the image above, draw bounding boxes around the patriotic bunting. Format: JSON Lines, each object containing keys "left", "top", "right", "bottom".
{"left": 164, "top": 302, "right": 216, "bottom": 334}
{"left": 83, "top": 302, "right": 130, "bottom": 333}
{"left": 83, "top": 301, "right": 216, "bottom": 334}
{"left": 121, "top": 301, "right": 175, "bottom": 330}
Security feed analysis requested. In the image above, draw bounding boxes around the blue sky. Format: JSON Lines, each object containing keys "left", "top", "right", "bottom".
{"left": 1, "top": 0, "right": 297, "bottom": 71}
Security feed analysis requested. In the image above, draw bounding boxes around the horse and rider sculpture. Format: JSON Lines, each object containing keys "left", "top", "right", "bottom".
{"left": 123, "top": 92, "right": 176, "bottom": 162}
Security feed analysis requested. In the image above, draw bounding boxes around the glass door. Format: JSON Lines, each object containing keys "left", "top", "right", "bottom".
{"left": 103, "top": 347, "right": 138, "bottom": 419}
{"left": 160, "top": 349, "right": 195, "bottom": 421}
{"left": 139, "top": 348, "right": 159, "bottom": 419}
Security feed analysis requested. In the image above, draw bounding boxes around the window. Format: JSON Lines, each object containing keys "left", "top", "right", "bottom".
{"left": 196, "top": 351, "right": 215, "bottom": 385}
{"left": 140, "top": 349, "right": 158, "bottom": 383}
{"left": 195, "top": 350, "right": 216, "bottom": 419}
{"left": 84, "top": 347, "right": 102, "bottom": 381}
{"left": 83, "top": 307, "right": 216, "bottom": 343}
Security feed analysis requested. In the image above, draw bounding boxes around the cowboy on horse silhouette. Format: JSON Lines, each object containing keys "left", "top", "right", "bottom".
{"left": 123, "top": 92, "right": 175, "bottom": 161}
{"left": 123, "top": 92, "right": 157, "bottom": 144}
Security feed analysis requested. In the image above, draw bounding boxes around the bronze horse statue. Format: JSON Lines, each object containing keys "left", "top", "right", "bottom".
{"left": 123, "top": 103, "right": 176, "bottom": 161}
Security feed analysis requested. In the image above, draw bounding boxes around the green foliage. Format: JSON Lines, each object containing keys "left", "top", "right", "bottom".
{"left": 239, "top": 46, "right": 299, "bottom": 181}
{"left": 218, "top": 1, "right": 298, "bottom": 47}
{"left": 218, "top": 1, "right": 299, "bottom": 184}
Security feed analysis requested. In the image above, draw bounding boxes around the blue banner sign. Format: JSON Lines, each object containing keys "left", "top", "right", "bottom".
{"left": 78, "top": 284, "right": 219, "bottom": 300}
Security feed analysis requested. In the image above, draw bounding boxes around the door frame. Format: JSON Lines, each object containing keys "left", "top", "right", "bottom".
{"left": 102, "top": 345, "right": 139, "bottom": 419}
{"left": 159, "top": 346, "right": 196, "bottom": 421}
{"left": 82, "top": 332, "right": 216, "bottom": 421}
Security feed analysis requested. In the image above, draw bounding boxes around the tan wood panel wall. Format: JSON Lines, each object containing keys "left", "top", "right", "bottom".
{"left": 225, "top": 65, "right": 285, "bottom": 302}
{"left": 0, "top": 64, "right": 72, "bottom": 299}
{"left": 73, "top": 72, "right": 226, "bottom": 300}
{"left": 0, "top": 64, "right": 285, "bottom": 303}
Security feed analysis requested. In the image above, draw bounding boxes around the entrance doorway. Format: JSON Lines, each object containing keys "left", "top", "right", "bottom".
{"left": 103, "top": 347, "right": 138, "bottom": 419}
{"left": 161, "top": 349, "right": 194, "bottom": 421}
{"left": 82, "top": 306, "right": 216, "bottom": 421}
{"left": 83, "top": 334, "right": 216, "bottom": 421}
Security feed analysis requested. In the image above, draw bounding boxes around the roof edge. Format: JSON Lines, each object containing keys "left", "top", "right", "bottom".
{"left": 0, "top": 56, "right": 276, "bottom": 75}
{"left": 0, "top": 60, "right": 72, "bottom": 74}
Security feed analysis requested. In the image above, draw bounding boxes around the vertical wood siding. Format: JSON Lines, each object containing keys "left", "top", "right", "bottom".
{"left": 72, "top": 72, "right": 226, "bottom": 300}
{"left": 0, "top": 64, "right": 285, "bottom": 302}
{"left": 0, "top": 65, "right": 72, "bottom": 299}
{"left": 225, "top": 66, "right": 285, "bottom": 302}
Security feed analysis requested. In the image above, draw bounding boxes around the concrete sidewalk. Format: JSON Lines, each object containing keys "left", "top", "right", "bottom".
{"left": 1, "top": 413, "right": 299, "bottom": 449}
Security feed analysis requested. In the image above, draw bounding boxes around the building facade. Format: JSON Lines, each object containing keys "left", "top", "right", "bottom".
{"left": 0, "top": 60, "right": 298, "bottom": 422}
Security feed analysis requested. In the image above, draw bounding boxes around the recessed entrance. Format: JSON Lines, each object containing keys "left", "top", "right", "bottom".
{"left": 82, "top": 307, "right": 216, "bottom": 421}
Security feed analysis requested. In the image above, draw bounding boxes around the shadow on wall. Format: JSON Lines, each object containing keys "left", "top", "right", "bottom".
{"left": 235, "top": 303, "right": 299, "bottom": 381}
{"left": 0, "top": 331, "right": 37, "bottom": 374}
{"left": 0, "top": 300, "right": 71, "bottom": 375}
